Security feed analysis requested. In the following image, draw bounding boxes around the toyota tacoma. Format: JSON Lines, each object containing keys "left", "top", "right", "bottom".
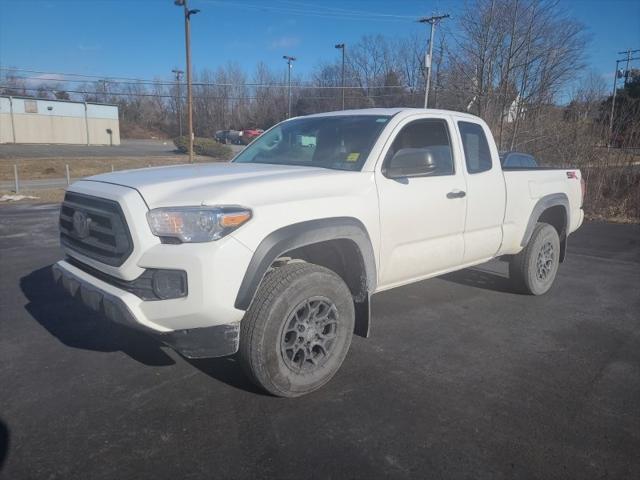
{"left": 53, "top": 108, "right": 585, "bottom": 397}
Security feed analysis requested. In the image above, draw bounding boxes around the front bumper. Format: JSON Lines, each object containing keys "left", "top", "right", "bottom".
{"left": 52, "top": 260, "right": 240, "bottom": 358}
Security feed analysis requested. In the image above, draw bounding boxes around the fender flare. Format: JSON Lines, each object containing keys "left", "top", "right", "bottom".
{"left": 234, "top": 217, "right": 377, "bottom": 311}
{"left": 520, "top": 193, "right": 570, "bottom": 247}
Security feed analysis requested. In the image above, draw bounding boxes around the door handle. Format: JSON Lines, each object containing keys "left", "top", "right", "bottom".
{"left": 447, "top": 190, "right": 466, "bottom": 199}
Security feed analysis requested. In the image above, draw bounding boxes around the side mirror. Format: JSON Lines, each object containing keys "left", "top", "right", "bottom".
{"left": 385, "top": 148, "right": 437, "bottom": 179}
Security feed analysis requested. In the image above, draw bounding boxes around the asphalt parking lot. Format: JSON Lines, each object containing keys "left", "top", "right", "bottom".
{"left": 1, "top": 204, "right": 639, "bottom": 480}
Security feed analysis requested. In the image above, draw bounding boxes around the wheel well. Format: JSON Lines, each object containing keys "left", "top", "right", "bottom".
{"left": 279, "top": 239, "right": 368, "bottom": 303}
{"left": 538, "top": 206, "right": 566, "bottom": 237}
{"left": 276, "top": 239, "right": 371, "bottom": 338}
{"left": 537, "top": 205, "right": 568, "bottom": 261}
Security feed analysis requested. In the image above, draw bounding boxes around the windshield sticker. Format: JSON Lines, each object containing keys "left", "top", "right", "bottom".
{"left": 346, "top": 153, "right": 360, "bottom": 162}
{"left": 376, "top": 118, "right": 389, "bottom": 123}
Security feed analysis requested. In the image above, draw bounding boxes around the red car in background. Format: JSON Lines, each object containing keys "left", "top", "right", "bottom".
{"left": 241, "top": 128, "right": 264, "bottom": 145}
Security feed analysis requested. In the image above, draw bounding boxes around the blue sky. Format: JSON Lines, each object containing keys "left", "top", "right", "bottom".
{"left": 1, "top": 0, "right": 639, "bottom": 93}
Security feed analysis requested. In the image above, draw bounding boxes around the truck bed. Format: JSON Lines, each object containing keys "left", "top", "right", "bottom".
{"left": 499, "top": 168, "right": 584, "bottom": 256}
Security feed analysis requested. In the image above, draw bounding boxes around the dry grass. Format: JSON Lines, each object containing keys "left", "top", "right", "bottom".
{"left": 0, "top": 155, "right": 227, "bottom": 182}
{"left": 585, "top": 213, "right": 639, "bottom": 224}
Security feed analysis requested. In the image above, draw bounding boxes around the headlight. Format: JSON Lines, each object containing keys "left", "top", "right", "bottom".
{"left": 146, "top": 206, "right": 252, "bottom": 243}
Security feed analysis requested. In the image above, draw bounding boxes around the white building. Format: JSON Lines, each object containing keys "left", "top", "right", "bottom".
{"left": 0, "top": 96, "right": 120, "bottom": 145}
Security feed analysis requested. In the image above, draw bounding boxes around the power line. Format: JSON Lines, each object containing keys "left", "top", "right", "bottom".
{"left": 274, "top": 0, "right": 417, "bottom": 20}
{"left": 0, "top": 85, "right": 414, "bottom": 101}
{"left": 201, "top": 0, "right": 416, "bottom": 22}
{"left": 0, "top": 67, "right": 156, "bottom": 83}
{"left": 0, "top": 68, "right": 412, "bottom": 90}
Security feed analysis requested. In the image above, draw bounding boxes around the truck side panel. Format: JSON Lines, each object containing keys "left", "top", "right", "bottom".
{"left": 499, "top": 169, "right": 584, "bottom": 256}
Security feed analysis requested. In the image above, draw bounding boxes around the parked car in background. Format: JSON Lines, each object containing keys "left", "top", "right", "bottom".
{"left": 500, "top": 151, "right": 538, "bottom": 168}
{"left": 214, "top": 130, "right": 230, "bottom": 143}
{"left": 215, "top": 129, "right": 243, "bottom": 144}
{"left": 227, "top": 130, "right": 243, "bottom": 145}
{"left": 241, "top": 129, "right": 264, "bottom": 145}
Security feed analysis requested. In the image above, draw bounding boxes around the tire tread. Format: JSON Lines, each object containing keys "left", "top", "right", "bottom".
{"left": 509, "top": 222, "right": 559, "bottom": 295}
{"left": 238, "top": 262, "right": 349, "bottom": 396}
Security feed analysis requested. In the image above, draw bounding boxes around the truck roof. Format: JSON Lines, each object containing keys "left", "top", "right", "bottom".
{"left": 301, "top": 107, "right": 482, "bottom": 122}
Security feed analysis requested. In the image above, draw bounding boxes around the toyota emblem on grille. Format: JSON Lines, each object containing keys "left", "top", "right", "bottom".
{"left": 72, "top": 211, "right": 91, "bottom": 238}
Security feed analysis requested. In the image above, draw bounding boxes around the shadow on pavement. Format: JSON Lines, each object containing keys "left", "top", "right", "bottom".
{"left": 19, "top": 265, "right": 259, "bottom": 393}
{"left": 440, "top": 266, "right": 517, "bottom": 294}
{"left": 0, "top": 418, "right": 8, "bottom": 472}
{"left": 188, "top": 357, "right": 265, "bottom": 395}
{"left": 21, "top": 266, "right": 174, "bottom": 366}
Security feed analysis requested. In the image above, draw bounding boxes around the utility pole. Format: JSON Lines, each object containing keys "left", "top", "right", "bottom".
{"left": 175, "top": 0, "right": 199, "bottom": 163}
{"left": 172, "top": 68, "right": 184, "bottom": 137}
{"left": 335, "top": 43, "right": 346, "bottom": 110}
{"left": 608, "top": 49, "right": 640, "bottom": 147}
{"left": 620, "top": 48, "right": 640, "bottom": 86}
{"left": 608, "top": 59, "right": 622, "bottom": 148}
{"left": 283, "top": 55, "right": 296, "bottom": 118}
{"left": 419, "top": 14, "right": 449, "bottom": 109}
{"left": 98, "top": 79, "right": 108, "bottom": 103}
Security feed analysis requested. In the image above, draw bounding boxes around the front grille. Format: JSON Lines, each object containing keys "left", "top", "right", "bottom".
{"left": 59, "top": 192, "right": 133, "bottom": 267}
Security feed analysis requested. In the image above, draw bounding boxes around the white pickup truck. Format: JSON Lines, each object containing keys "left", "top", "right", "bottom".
{"left": 53, "top": 108, "right": 585, "bottom": 397}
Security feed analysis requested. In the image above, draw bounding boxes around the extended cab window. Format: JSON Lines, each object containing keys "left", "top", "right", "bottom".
{"left": 502, "top": 152, "right": 537, "bottom": 168}
{"left": 384, "top": 119, "right": 454, "bottom": 176}
{"left": 458, "top": 121, "right": 492, "bottom": 174}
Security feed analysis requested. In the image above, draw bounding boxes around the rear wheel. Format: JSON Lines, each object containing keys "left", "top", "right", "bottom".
{"left": 509, "top": 222, "right": 561, "bottom": 295}
{"left": 238, "top": 263, "right": 354, "bottom": 397}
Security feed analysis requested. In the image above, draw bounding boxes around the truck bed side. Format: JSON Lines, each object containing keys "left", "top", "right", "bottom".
{"left": 498, "top": 169, "right": 584, "bottom": 256}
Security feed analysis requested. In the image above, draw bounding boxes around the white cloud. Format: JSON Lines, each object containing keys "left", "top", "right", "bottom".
{"left": 77, "top": 43, "right": 102, "bottom": 52}
{"left": 268, "top": 36, "right": 300, "bottom": 50}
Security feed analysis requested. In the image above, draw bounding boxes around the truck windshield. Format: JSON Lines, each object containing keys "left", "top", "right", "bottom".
{"left": 233, "top": 115, "right": 391, "bottom": 171}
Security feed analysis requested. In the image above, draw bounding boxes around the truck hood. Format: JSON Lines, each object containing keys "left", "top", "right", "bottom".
{"left": 85, "top": 162, "right": 364, "bottom": 208}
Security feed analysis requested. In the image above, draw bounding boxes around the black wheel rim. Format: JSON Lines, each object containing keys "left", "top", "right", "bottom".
{"left": 536, "top": 241, "right": 555, "bottom": 282}
{"left": 280, "top": 296, "right": 338, "bottom": 373}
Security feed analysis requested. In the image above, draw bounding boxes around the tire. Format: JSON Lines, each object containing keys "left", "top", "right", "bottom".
{"left": 238, "top": 262, "right": 355, "bottom": 397}
{"left": 509, "top": 222, "right": 561, "bottom": 295}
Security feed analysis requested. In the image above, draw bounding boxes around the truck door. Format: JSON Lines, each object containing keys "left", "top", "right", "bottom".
{"left": 455, "top": 120, "right": 506, "bottom": 262}
{"left": 375, "top": 116, "right": 467, "bottom": 289}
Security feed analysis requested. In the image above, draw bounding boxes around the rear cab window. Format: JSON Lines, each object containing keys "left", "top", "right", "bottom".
{"left": 458, "top": 121, "right": 492, "bottom": 174}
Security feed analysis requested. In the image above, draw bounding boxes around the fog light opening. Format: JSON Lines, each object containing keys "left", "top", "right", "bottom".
{"left": 152, "top": 270, "right": 187, "bottom": 300}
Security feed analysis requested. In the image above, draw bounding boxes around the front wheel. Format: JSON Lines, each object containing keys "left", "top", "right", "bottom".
{"left": 509, "top": 222, "right": 561, "bottom": 295}
{"left": 238, "top": 263, "right": 354, "bottom": 397}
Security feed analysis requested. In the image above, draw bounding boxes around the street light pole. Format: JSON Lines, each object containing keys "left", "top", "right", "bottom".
{"left": 283, "top": 55, "right": 296, "bottom": 118}
{"left": 335, "top": 43, "right": 345, "bottom": 110}
{"left": 175, "top": 0, "right": 199, "bottom": 163}
{"left": 419, "top": 14, "right": 449, "bottom": 109}
{"left": 172, "top": 68, "right": 184, "bottom": 137}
